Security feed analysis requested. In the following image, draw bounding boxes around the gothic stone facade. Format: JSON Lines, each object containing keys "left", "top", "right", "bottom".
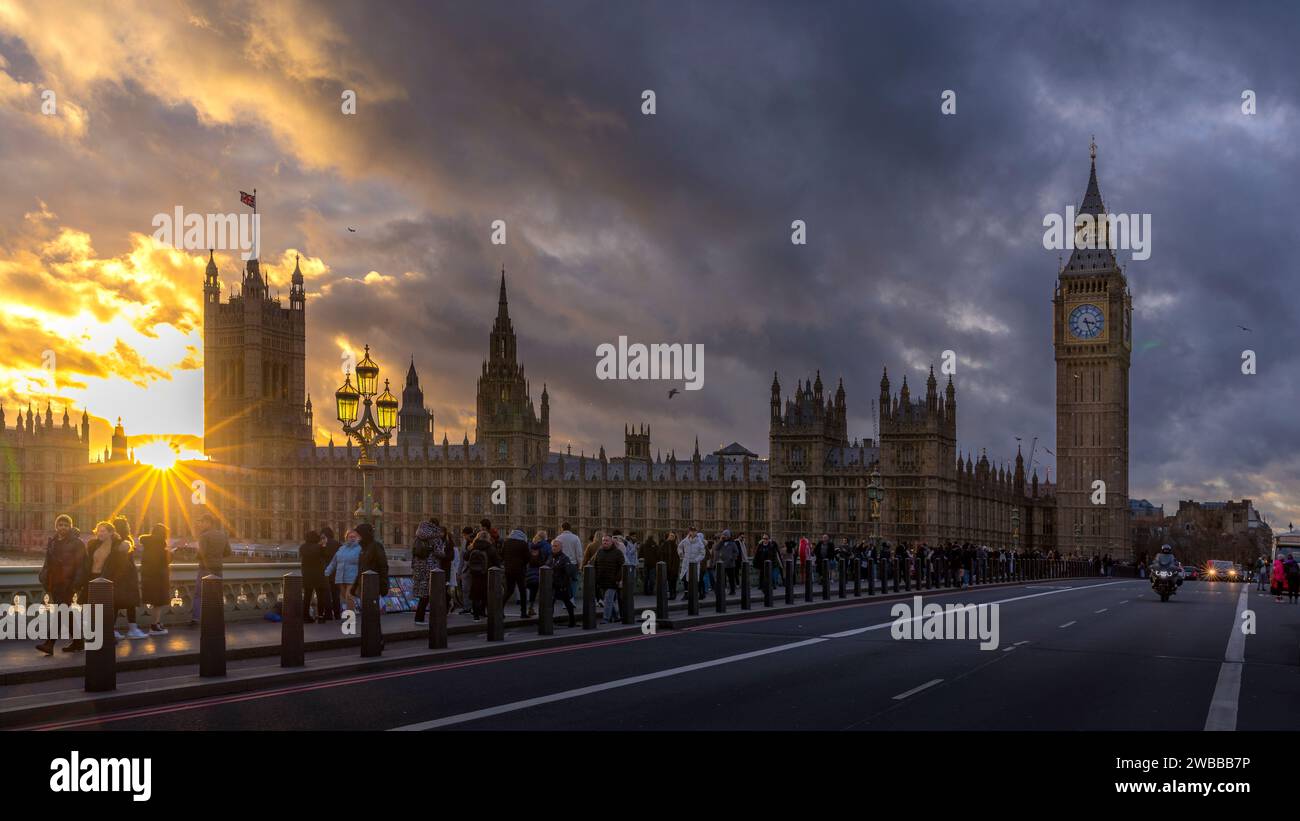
{"left": 2, "top": 152, "right": 1140, "bottom": 557}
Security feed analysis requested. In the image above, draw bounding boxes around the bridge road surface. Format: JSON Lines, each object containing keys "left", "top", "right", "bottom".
{"left": 25, "top": 577, "right": 1299, "bottom": 731}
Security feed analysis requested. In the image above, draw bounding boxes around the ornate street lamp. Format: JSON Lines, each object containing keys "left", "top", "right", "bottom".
{"left": 867, "top": 468, "right": 883, "bottom": 547}
{"left": 335, "top": 345, "right": 395, "bottom": 526}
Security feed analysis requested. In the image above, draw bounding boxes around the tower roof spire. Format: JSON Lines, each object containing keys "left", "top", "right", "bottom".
{"left": 1062, "top": 136, "right": 1117, "bottom": 274}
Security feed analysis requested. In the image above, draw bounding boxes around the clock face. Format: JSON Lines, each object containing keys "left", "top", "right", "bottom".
{"left": 1068, "top": 303, "right": 1104, "bottom": 340}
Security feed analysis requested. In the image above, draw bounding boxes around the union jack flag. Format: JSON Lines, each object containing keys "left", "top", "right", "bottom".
{"left": 239, "top": 190, "right": 255, "bottom": 208}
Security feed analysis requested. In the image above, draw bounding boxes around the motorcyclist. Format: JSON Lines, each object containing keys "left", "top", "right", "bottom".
{"left": 1150, "top": 544, "right": 1182, "bottom": 585}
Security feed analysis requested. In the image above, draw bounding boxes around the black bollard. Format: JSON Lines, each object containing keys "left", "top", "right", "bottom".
{"left": 538, "top": 566, "right": 554, "bottom": 636}
{"left": 763, "top": 560, "right": 774, "bottom": 607}
{"left": 741, "top": 561, "right": 752, "bottom": 610}
{"left": 868, "top": 558, "right": 876, "bottom": 596}
{"left": 785, "top": 559, "right": 795, "bottom": 604}
{"left": 583, "top": 564, "right": 598, "bottom": 629}
{"left": 360, "top": 570, "right": 382, "bottom": 657}
{"left": 622, "top": 565, "right": 636, "bottom": 625}
{"left": 821, "top": 559, "right": 830, "bottom": 600}
{"left": 903, "top": 557, "right": 911, "bottom": 592}
{"left": 688, "top": 562, "right": 700, "bottom": 616}
{"left": 893, "top": 558, "right": 901, "bottom": 593}
{"left": 281, "top": 571, "right": 304, "bottom": 668}
{"left": 200, "top": 574, "right": 226, "bottom": 676}
{"left": 430, "top": 568, "right": 448, "bottom": 648}
{"left": 804, "top": 559, "right": 814, "bottom": 602}
{"left": 715, "top": 561, "right": 726, "bottom": 613}
{"left": 85, "top": 577, "right": 115, "bottom": 692}
{"left": 656, "top": 562, "right": 669, "bottom": 622}
{"left": 486, "top": 566, "right": 505, "bottom": 641}
{"left": 853, "top": 557, "right": 862, "bottom": 597}
{"left": 838, "top": 559, "right": 847, "bottom": 599}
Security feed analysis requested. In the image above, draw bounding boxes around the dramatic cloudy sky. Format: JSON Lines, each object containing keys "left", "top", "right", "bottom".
{"left": 0, "top": 0, "right": 1296, "bottom": 523}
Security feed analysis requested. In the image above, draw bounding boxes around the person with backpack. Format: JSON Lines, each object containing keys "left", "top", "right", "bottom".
{"left": 527, "top": 530, "right": 552, "bottom": 618}
{"left": 466, "top": 532, "right": 501, "bottom": 621}
{"left": 546, "top": 545, "right": 577, "bottom": 628}
{"left": 411, "top": 520, "right": 448, "bottom": 624}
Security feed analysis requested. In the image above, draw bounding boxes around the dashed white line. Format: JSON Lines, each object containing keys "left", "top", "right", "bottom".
{"left": 892, "top": 678, "right": 943, "bottom": 700}
{"left": 1094, "top": 608, "right": 1108, "bottom": 613}
{"left": 1058, "top": 621, "right": 1076, "bottom": 628}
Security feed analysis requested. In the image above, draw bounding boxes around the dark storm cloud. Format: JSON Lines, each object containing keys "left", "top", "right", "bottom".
{"left": 3, "top": 0, "right": 1297, "bottom": 520}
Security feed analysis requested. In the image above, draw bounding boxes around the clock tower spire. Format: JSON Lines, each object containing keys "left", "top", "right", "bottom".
{"left": 1053, "top": 139, "right": 1133, "bottom": 560}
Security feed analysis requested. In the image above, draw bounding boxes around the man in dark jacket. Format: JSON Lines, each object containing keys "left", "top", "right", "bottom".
{"left": 501, "top": 529, "right": 532, "bottom": 618}
{"left": 299, "top": 530, "right": 329, "bottom": 623}
{"left": 593, "top": 535, "right": 625, "bottom": 623}
{"left": 37, "top": 514, "right": 89, "bottom": 654}
{"left": 716, "top": 529, "right": 742, "bottom": 594}
{"left": 320, "top": 526, "right": 340, "bottom": 620}
{"left": 355, "top": 522, "right": 388, "bottom": 645}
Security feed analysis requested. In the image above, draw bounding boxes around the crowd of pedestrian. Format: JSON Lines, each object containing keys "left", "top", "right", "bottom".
{"left": 33, "top": 511, "right": 230, "bottom": 655}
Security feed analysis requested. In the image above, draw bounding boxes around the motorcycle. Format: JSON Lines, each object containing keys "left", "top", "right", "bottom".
{"left": 1150, "top": 566, "right": 1179, "bottom": 602}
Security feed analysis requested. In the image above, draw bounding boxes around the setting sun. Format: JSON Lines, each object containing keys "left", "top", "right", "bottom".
{"left": 134, "top": 440, "right": 179, "bottom": 470}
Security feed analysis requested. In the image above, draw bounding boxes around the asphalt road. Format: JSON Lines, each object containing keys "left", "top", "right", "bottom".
{"left": 31, "top": 577, "right": 1300, "bottom": 731}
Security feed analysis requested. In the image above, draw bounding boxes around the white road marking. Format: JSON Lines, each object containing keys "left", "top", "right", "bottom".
{"left": 1014, "top": 640, "right": 1029, "bottom": 646}
{"left": 1204, "top": 586, "right": 1250, "bottom": 732}
{"left": 390, "top": 581, "right": 1125, "bottom": 730}
{"left": 1118, "top": 600, "right": 1129, "bottom": 604}
{"left": 1094, "top": 608, "right": 1107, "bottom": 613}
{"left": 892, "top": 678, "right": 943, "bottom": 700}
{"left": 389, "top": 637, "right": 827, "bottom": 730}
{"left": 1001, "top": 646, "right": 1016, "bottom": 652}
{"left": 1058, "top": 621, "right": 1076, "bottom": 628}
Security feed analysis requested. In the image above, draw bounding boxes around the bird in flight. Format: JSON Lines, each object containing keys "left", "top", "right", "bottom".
{"left": 347, "top": 227, "right": 357, "bottom": 233}
{"left": 1237, "top": 325, "right": 1251, "bottom": 332}
{"left": 668, "top": 389, "right": 679, "bottom": 399}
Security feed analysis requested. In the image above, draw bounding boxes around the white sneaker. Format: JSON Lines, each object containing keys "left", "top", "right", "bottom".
{"left": 125, "top": 625, "right": 149, "bottom": 639}
{"left": 114, "top": 630, "right": 125, "bottom": 640}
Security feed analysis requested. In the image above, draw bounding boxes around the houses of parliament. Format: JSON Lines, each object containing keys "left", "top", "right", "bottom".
{"left": 0, "top": 149, "right": 1133, "bottom": 558}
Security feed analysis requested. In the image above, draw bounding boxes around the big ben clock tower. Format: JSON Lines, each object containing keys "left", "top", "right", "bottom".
{"left": 1053, "top": 139, "right": 1134, "bottom": 560}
